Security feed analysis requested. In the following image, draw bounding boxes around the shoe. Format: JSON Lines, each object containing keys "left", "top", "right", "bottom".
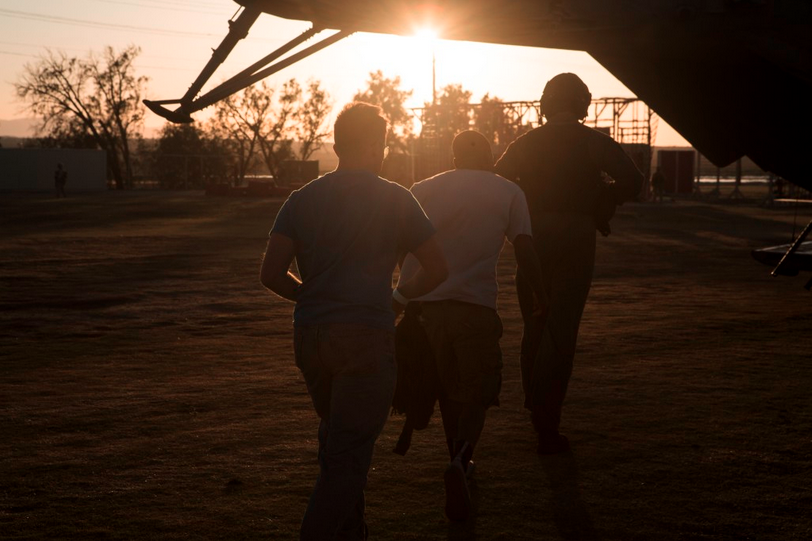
{"left": 464, "top": 460, "right": 475, "bottom": 480}
{"left": 536, "top": 433, "right": 571, "bottom": 455}
{"left": 443, "top": 458, "right": 471, "bottom": 521}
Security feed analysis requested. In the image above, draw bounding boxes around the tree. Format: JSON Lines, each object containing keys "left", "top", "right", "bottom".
{"left": 15, "top": 46, "right": 148, "bottom": 189}
{"left": 208, "top": 81, "right": 266, "bottom": 185}
{"left": 256, "top": 79, "right": 298, "bottom": 181}
{"left": 151, "top": 123, "right": 230, "bottom": 189}
{"left": 413, "top": 84, "right": 473, "bottom": 177}
{"left": 293, "top": 79, "right": 332, "bottom": 162}
{"left": 353, "top": 71, "right": 414, "bottom": 151}
{"left": 428, "top": 84, "right": 473, "bottom": 140}
{"left": 208, "top": 79, "right": 299, "bottom": 185}
{"left": 473, "top": 93, "right": 531, "bottom": 157}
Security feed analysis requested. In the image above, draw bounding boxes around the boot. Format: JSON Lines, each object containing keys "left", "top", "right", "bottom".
{"left": 531, "top": 379, "right": 570, "bottom": 455}
{"left": 443, "top": 441, "right": 472, "bottom": 521}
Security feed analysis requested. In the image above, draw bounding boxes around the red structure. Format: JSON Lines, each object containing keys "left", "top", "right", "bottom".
{"left": 658, "top": 150, "right": 696, "bottom": 194}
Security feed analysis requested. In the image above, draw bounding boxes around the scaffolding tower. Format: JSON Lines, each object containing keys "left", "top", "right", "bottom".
{"left": 584, "top": 97, "right": 656, "bottom": 186}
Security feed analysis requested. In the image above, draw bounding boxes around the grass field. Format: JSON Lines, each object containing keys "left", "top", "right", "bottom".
{"left": 1, "top": 191, "right": 811, "bottom": 540}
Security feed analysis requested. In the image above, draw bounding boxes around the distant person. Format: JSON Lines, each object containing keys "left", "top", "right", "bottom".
{"left": 54, "top": 163, "right": 67, "bottom": 198}
{"left": 260, "top": 102, "right": 448, "bottom": 540}
{"left": 774, "top": 175, "right": 785, "bottom": 198}
{"left": 396, "top": 130, "right": 547, "bottom": 521}
{"left": 495, "top": 73, "right": 643, "bottom": 454}
{"left": 651, "top": 166, "right": 666, "bottom": 203}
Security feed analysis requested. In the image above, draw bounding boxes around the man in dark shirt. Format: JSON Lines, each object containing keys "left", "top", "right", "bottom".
{"left": 54, "top": 163, "right": 67, "bottom": 198}
{"left": 261, "top": 102, "right": 448, "bottom": 539}
{"left": 651, "top": 166, "right": 666, "bottom": 203}
{"left": 495, "top": 73, "right": 643, "bottom": 454}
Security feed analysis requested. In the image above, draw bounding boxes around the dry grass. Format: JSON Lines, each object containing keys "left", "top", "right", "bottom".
{"left": 1, "top": 191, "right": 810, "bottom": 540}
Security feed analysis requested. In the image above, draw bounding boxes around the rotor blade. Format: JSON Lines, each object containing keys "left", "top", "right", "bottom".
{"left": 189, "top": 29, "right": 353, "bottom": 113}
{"left": 178, "top": 4, "right": 263, "bottom": 107}
{"left": 219, "top": 25, "right": 321, "bottom": 94}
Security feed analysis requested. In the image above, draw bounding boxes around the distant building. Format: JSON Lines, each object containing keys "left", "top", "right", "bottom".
{"left": 0, "top": 148, "right": 107, "bottom": 192}
{"left": 657, "top": 149, "right": 696, "bottom": 194}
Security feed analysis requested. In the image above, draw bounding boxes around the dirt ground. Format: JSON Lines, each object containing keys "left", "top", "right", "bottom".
{"left": 1, "top": 190, "right": 810, "bottom": 540}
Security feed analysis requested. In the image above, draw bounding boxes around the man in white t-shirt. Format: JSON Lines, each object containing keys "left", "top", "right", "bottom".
{"left": 395, "top": 130, "right": 546, "bottom": 521}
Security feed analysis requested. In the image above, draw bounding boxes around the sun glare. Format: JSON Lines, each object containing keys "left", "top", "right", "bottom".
{"left": 413, "top": 27, "right": 439, "bottom": 43}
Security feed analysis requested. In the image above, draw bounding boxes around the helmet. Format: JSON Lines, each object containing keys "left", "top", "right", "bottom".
{"left": 540, "top": 73, "right": 591, "bottom": 120}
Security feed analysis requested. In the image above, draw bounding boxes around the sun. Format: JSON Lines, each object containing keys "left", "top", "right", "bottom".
{"left": 413, "top": 27, "right": 439, "bottom": 43}
{"left": 347, "top": 28, "right": 442, "bottom": 106}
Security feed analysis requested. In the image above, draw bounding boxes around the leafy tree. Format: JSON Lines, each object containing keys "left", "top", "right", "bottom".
{"left": 428, "top": 83, "right": 473, "bottom": 140}
{"left": 293, "top": 79, "right": 332, "bottom": 161}
{"left": 353, "top": 70, "right": 414, "bottom": 151}
{"left": 413, "top": 84, "right": 473, "bottom": 177}
{"left": 15, "top": 46, "right": 148, "bottom": 189}
{"left": 474, "top": 94, "right": 507, "bottom": 147}
{"left": 473, "top": 93, "right": 531, "bottom": 157}
{"left": 151, "top": 124, "right": 230, "bottom": 189}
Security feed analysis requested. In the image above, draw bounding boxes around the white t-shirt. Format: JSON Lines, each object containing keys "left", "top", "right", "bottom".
{"left": 398, "top": 168, "right": 532, "bottom": 309}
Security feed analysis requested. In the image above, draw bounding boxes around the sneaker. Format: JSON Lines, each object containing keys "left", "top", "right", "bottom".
{"left": 443, "top": 458, "right": 471, "bottom": 521}
{"left": 536, "top": 433, "right": 571, "bottom": 455}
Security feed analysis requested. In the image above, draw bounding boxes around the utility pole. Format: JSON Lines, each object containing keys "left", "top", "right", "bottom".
{"left": 432, "top": 50, "right": 436, "bottom": 106}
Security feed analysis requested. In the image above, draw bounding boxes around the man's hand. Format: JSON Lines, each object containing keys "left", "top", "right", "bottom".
{"left": 395, "top": 235, "right": 449, "bottom": 300}
{"left": 513, "top": 234, "right": 549, "bottom": 312}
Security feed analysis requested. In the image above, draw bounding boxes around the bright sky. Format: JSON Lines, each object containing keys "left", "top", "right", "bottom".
{"left": 0, "top": 0, "right": 688, "bottom": 145}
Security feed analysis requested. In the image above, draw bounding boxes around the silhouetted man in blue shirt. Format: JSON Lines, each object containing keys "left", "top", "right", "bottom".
{"left": 261, "top": 102, "right": 448, "bottom": 540}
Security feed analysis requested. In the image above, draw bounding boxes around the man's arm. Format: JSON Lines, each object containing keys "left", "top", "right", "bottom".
{"left": 393, "top": 234, "right": 448, "bottom": 313}
{"left": 494, "top": 138, "right": 522, "bottom": 182}
{"left": 259, "top": 233, "right": 301, "bottom": 302}
{"left": 592, "top": 136, "right": 644, "bottom": 203}
{"left": 512, "top": 234, "right": 549, "bottom": 311}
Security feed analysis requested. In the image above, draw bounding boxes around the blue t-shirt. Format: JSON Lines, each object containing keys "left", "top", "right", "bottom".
{"left": 271, "top": 169, "right": 435, "bottom": 329}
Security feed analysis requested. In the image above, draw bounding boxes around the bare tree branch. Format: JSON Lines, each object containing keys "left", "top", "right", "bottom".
{"left": 14, "top": 46, "right": 148, "bottom": 189}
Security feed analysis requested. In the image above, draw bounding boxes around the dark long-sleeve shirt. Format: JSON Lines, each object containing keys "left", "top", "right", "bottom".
{"left": 495, "top": 116, "right": 643, "bottom": 216}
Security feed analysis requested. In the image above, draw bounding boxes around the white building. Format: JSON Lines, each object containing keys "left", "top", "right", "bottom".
{"left": 0, "top": 148, "right": 107, "bottom": 192}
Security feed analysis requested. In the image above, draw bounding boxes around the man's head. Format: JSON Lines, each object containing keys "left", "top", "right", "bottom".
{"left": 333, "top": 102, "right": 389, "bottom": 174}
{"left": 452, "top": 130, "right": 494, "bottom": 171}
{"left": 540, "top": 73, "right": 591, "bottom": 120}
